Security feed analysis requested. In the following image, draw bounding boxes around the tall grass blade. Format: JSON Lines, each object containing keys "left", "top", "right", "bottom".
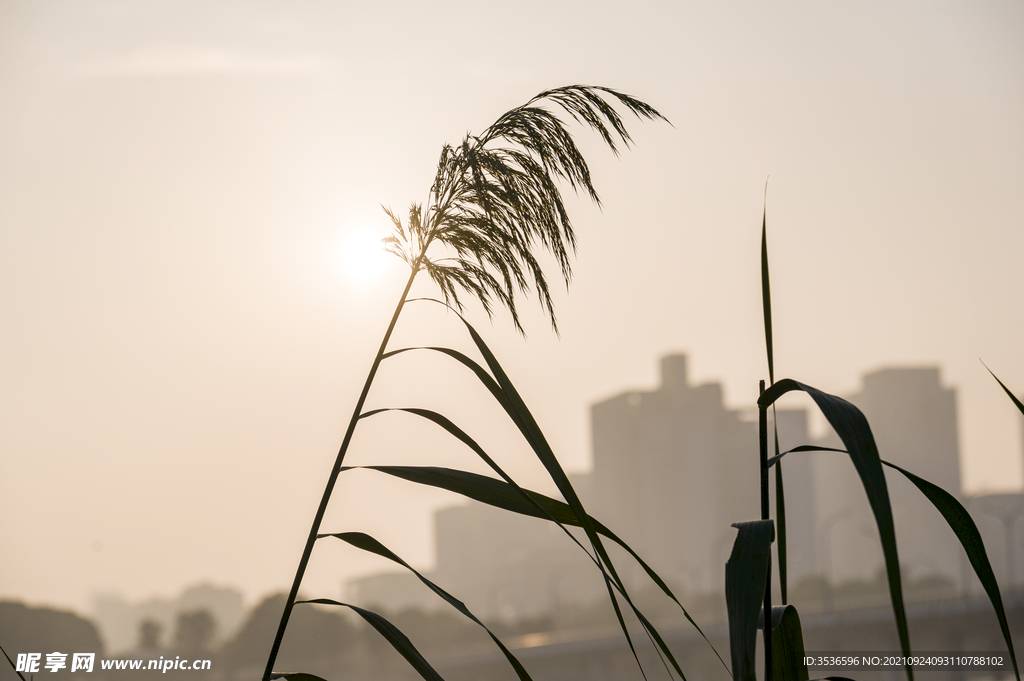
{"left": 269, "top": 674, "right": 330, "bottom": 681}
{"left": 319, "top": 532, "right": 535, "bottom": 681}
{"left": 758, "top": 605, "right": 809, "bottom": 681}
{"left": 726, "top": 520, "right": 775, "bottom": 681}
{"left": 761, "top": 203, "right": 774, "bottom": 386}
{"left": 297, "top": 600, "right": 444, "bottom": 681}
{"left": 761, "top": 200, "right": 787, "bottom": 606}
{"left": 881, "top": 461, "right": 1020, "bottom": 681}
{"left": 1, "top": 643, "right": 28, "bottom": 681}
{"left": 759, "top": 379, "right": 912, "bottom": 681}
{"left": 983, "top": 363, "right": 1024, "bottom": 416}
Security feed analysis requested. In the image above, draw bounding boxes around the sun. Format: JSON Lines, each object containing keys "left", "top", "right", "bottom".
{"left": 335, "top": 227, "right": 389, "bottom": 284}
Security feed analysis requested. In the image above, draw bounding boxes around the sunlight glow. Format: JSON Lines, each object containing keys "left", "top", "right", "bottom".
{"left": 335, "top": 228, "right": 389, "bottom": 284}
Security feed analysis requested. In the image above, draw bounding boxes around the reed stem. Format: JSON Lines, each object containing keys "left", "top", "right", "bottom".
{"left": 262, "top": 262, "right": 421, "bottom": 681}
{"left": 759, "top": 379, "right": 773, "bottom": 681}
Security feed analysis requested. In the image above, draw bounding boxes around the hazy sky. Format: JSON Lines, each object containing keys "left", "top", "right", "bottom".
{"left": 2, "top": 0, "right": 1023, "bottom": 616}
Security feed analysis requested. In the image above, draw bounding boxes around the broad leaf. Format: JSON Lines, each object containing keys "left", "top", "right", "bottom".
{"left": 758, "top": 605, "right": 809, "bottom": 681}
{"left": 726, "top": 520, "right": 774, "bottom": 681}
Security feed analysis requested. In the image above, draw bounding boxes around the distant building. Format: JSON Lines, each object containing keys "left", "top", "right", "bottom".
{"left": 90, "top": 583, "right": 244, "bottom": 654}
{"left": 586, "top": 355, "right": 761, "bottom": 593}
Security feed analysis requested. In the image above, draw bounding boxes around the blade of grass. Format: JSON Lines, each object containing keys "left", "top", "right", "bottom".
{"left": 983, "top": 362, "right": 1024, "bottom": 416}
{"left": 298, "top": 600, "right": 444, "bottom": 681}
{"left": 882, "top": 461, "right": 1019, "bottom": 681}
{"left": 1, "top": 643, "right": 28, "bottom": 681}
{"left": 759, "top": 379, "right": 912, "bottom": 681}
{"left": 761, "top": 197, "right": 774, "bottom": 386}
{"left": 761, "top": 195, "right": 787, "bottom": 607}
{"left": 726, "top": 520, "right": 775, "bottom": 681}
{"left": 319, "top": 532, "right": 535, "bottom": 681}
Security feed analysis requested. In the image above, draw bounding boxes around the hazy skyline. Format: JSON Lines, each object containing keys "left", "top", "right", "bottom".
{"left": 1, "top": 1, "right": 1023, "bottom": 616}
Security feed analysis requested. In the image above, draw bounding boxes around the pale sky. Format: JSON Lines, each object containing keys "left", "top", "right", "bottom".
{"left": 2, "top": 0, "right": 1023, "bottom": 616}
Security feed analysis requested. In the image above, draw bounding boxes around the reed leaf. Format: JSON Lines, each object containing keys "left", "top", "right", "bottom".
{"left": 882, "top": 461, "right": 1019, "bottom": 681}
{"left": 270, "top": 674, "right": 330, "bottom": 681}
{"left": 761, "top": 205, "right": 774, "bottom": 386}
{"left": 761, "top": 199, "right": 787, "bottom": 606}
{"left": 983, "top": 363, "right": 1024, "bottom": 417}
{"left": 1, "top": 643, "right": 28, "bottom": 681}
{"left": 318, "top": 532, "right": 534, "bottom": 681}
{"left": 726, "top": 520, "right": 775, "bottom": 681}
{"left": 758, "top": 606, "right": 809, "bottom": 681}
{"left": 759, "top": 379, "right": 912, "bottom": 681}
{"left": 297, "top": 600, "right": 444, "bottom": 681}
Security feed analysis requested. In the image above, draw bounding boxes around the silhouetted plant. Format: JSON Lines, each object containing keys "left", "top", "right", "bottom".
{"left": 261, "top": 85, "right": 697, "bottom": 681}
{"left": 721, "top": 209, "right": 1021, "bottom": 681}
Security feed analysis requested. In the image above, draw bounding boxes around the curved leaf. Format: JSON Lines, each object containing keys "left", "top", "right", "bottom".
{"left": 759, "top": 379, "right": 912, "bottom": 681}
{"left": 270, "top": 675, "right": 330, "bottom": 681}
{"left": 319, "top": 532, "right": 534, "bottom": 681}
{"left": 882, "top": 461, "right": 1019, "bottom": 681}
{"left": 1, "top": 643, "right": 28, "bottom": 681}
{"left": 984, "top": 363, "right": 1024, "bottom": 417}
{"left": 761, "top": 200, "right": 774, "bottom": 386}
{"left": 297, "top": 600, "right": 443, "bottom": 681}
{"left": 726, "top": 520, "right": 775, "bottom": 681}
{"left": 758, "top": 605, "right": 809, "bottom": 681}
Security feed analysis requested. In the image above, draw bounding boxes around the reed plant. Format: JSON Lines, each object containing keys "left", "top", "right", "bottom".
{"left": 261, "top": 85, "right": 698, "bottom": 681}
{"left": 722, "top": 211, "right": 1022, "bottom": 681}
